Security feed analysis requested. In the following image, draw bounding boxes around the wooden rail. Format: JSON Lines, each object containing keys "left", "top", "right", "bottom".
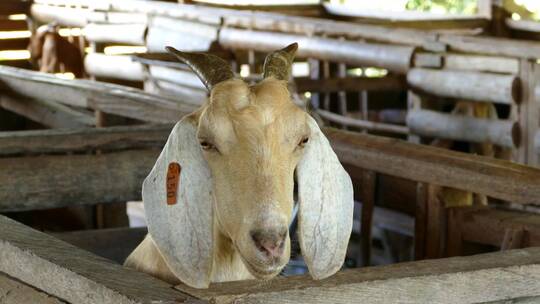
{"left": 2, "top": 212, "right": 540, "bottom": 304}
{"left": 0, "top": 66, "right": 196, "bottom": 123}
{"left": 1, "top": 122, "right": 540, "bottom": 212}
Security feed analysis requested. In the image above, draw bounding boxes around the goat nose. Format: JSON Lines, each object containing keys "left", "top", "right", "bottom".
{"left": 250, "top": 229, "right": 287, "bottom": 258}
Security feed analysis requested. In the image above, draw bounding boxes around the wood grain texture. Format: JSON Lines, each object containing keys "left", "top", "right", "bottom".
{"left": 0, "top": 215, "right": 200, "bottom": 304}
{"left": 0, "top": 124, "right": 172, "bottom": 156}
{"left": 0, "top": 95, "right": 95, "bottom": 129}
{"left": 219, "top": 28, "right": 415, "bottom": 73}
{"left": 0, "top": 273, "right": 65, "bottom": 304}
{"left": 407, "top": 109, "right": 520, "bottom": 148}
{"left": 177, "top": 247, "right": 540, "bottom": 304}
{"left": 407, "top": 68, "right": 521, "bottom": 105}
{"left": 0, "top": 66, "right": 196, "bottom": 122}
{"left": 0, "top": 149, "right": 159, "bottom": 212}
{"left": 460, "top": 208, "right": 540, "bottom": 248}
{"left": 324, "top": 127, "right": 540, "bottom": 205}
{"left": 295, "top": 75, "right": 405, "bottom": 93}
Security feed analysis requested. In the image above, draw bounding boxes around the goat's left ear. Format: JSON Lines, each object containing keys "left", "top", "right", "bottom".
{"left": 296, "top": 116, "right": 354, "bottom": 279}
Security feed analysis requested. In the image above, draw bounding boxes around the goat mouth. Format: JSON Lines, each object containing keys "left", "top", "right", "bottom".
{"left": 235, "top": 247, "right": 282, "bottom": 278}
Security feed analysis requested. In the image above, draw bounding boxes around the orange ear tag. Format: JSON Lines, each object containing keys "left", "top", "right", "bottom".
{"left": 166, "top": 162, "right": 181, "bottom": 205}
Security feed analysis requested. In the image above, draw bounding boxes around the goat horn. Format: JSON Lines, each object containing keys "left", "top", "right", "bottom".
{"left": 263, "top": 43, "right": 298, "bottom": 81}
{"left": 165, "top": 46, "right": 235, "bottom": 91}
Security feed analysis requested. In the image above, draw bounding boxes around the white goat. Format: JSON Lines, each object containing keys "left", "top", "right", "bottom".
{"left": 124, "top": 43, "right": 354, "bottom": 288}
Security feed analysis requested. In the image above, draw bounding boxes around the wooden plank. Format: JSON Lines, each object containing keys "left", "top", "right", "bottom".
{"left": 0, "top": 66, "right": 196, "bottom": 122}
{"left": 439, "top": 34, "right": 540, "bottom": 60}
{"left": 0, "top": 149, "right": 159, "bottom": 212}
{"left": 407, "top": 109, "right": 520, "bottom": 148}
{"left": 324, "top": 127, "right": 540, "bottom": 205}
{"left": 0, "top": 272, "right": 65, "bottom": 304}
{"left": 84, "top": 53, "right": 145, "bottom": 81}
{"left": 506, "top": 18, "right": 540, "bottom": 33}
{"left": 407, "top": 68, "right": 521, "bottom": 105}
{"left": 0, "top": 94, "right": 95, "bottom": 128}
{"left": 295, "top": 75, "right": 405, "bottom": 93}
{"left": 0, "top": 123, "right": 172, "bottom": 156}
{"left": 318, "top": 109, "right": 409, "bottom": 134}
{"left": 83, "top": 23, "right": 146, "bottom": 45}
{"left": 413, "top": 53, "right": 442, "bottom": 68}
{"left": 443, "top": 54, "right": 520, "bottom": 74}
{"left": 177, "top": 247, "right": 540, "bottom": 303}
{"left": 460, "top": 208, "right": 540, "bottom": 248}
{"left": 0, "top": 214, "right": 201, "bottom": 304}
{"left": 219, "top": 28, "right": 416, "bottom": 73}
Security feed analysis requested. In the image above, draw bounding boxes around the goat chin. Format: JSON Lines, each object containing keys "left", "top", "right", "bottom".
{"left": 124, "top": 234, "right": 254, "bottom": 285}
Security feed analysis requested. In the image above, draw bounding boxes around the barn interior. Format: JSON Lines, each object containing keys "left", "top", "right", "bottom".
{"left": 1, "top": 0, "right": 540, "bottom": 303}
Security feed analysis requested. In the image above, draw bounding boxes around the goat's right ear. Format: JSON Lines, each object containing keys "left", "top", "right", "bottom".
{"left": 143, "top": 116, "right": 214, "bottom": 289}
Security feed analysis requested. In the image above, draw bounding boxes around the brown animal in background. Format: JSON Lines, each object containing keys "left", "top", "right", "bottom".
{"left": 28, "top": 24, "right": 84, "bottom": 78}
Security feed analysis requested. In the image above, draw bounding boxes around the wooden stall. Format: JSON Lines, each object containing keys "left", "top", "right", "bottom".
{"left": 1, "top": 66, "right": 540, "bottom": 302}
{"left": 1, "top": 0, "right": 540, "bottom": 302}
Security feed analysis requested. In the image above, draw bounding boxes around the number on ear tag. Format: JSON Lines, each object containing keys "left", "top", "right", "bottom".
{"left": 166, "top": 162, "right": 181, "bottom": 205}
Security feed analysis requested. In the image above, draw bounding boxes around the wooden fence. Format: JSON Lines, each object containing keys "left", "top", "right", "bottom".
{"left": 1, "top": 65, "right": 540, "bottom": 302}
{"left": 26, "top": 0, "right": 540, "bottom": 168}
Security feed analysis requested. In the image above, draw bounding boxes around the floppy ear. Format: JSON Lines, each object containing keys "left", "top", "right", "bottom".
{"left": 296, "top": 116, "right": 354, "bottom": 279}
{"left": 143, "top": 115, "right": 214, "bottom": 289}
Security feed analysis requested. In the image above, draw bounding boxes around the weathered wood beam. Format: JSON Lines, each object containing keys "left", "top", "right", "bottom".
{"left": 178, "top": 247, "right": 540, "bottom": 304}
{"left": 439, "top": 34, "right": 540, "bottom": 59}
{"left": 0, "top": 272, "right": 65, "bottom": 304}
{"left": 460, "top": 208, "right": 540, "bottom": 248}
{"left": 0, "top": 66, "right": 195, "bottom": 123}
{"left": 84, "top": 53, "right": 145, "bottom": 81}
{"left": 318, "top": 109, "right": 409, "bottom": 135}
{"left": 535, "top": 130, "right": 540, "bottom": 154}
{"left": 83, "top": 23, "right": 147, "bottom": 45}
{"left": 219, "top": 28, "right": 415, "bottom": 73}
{"left": 0, "top": 149, "right": 159, "bottom": 212}
{"left": 325, "top": 128, "right": 540, "bottom": 205}
{"left": 146, "top": 17, "right": 218, "bottom": 52}
{"left": 0, "top": 1, "right": 31, "bottom": 15}
{"left": 506, "top": 18, "right": 540, "bottom": 33}
{"left": 407, "top": 68, "right": 521, "bottom": 105}
{"left": 295, "top": 75, "right": 405, "bottom": 93}
{"left": 443, "top": 54, "right": 519, "bottom": 74}
{"left": 0, "top": 124, "right": 172, "bottom": 156}
{"left": 0, "top": 94, "right": 95, "bottom": 128}
{"left": 0, "top": 215, "right": 201, "bottom": 304}
{"left": 406, "top": 109, "right": 520, "bottom": 148}
{"left": 2, "top": 123, "right": 539, "bottom": 210}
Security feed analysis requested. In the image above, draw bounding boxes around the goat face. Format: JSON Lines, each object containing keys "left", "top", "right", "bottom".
{"left": 141, "top": 43, "right": 354, "bottom": 288}
{"left": 198, "top": 78, "right": 309, "bottom": 278}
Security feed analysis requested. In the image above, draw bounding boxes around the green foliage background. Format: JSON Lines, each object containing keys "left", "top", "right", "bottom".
{"left": 405, "top": 0, "right": 477, "bottom": 14}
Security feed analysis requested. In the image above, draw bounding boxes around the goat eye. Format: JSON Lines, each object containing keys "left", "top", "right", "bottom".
{"left": 199, "top": 141, "right": 215, "bottom": 151}
{"left": 298, "top": 137, "right": 309, "bottom": 147}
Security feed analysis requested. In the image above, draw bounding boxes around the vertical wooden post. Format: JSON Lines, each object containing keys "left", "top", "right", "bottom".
{"left": 308, "top": 58, "right": 320, "bottom": 109}
{"left": 500, "top": 228, "right": 525, "bottom": 251}
{"left": 425, "top": 184, "right": 445, "bottom": 259}
{"left": 337, "top": 61, "right": 347, "bottom": 130}
{"left": 415, "top": 182, "right": 427, "bottom": 260}
{"left": 360, "top": 170, "right": 376, "bottom": 266}
{"left": 446, "top": 207, "right": 463, "bottom": 257}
